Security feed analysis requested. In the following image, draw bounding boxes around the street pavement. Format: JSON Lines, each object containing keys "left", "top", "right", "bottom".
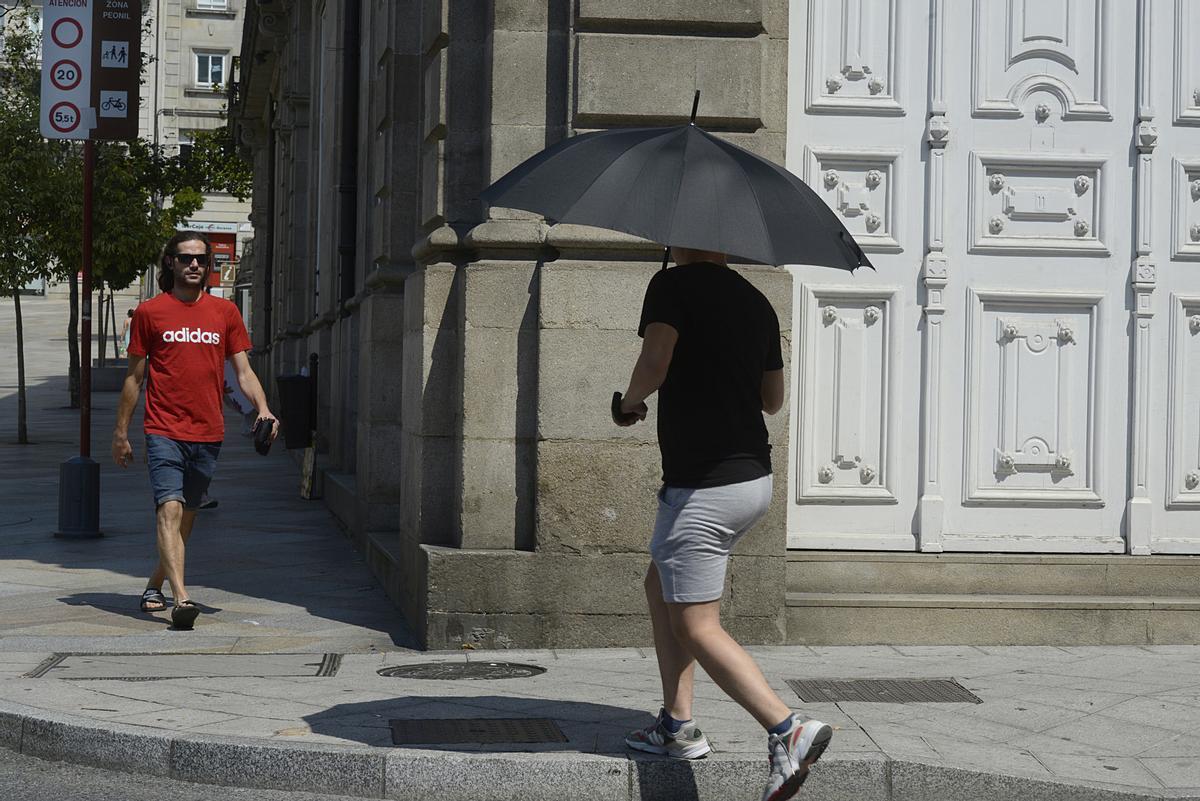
{"left": 2, "top": 294, "right": 1200, "bottom": 801}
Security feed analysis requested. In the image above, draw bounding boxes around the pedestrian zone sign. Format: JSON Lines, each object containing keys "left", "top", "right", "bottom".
{"left": 40, "top": 0, "right": 141, "bottom": 141}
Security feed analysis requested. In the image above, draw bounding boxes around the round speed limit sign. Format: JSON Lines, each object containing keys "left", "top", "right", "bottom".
{"left": 49, "top": 101, "right": 81, "bottom": 134}
{"left": 50, "top": 59, "right": 82, "bottom": 91}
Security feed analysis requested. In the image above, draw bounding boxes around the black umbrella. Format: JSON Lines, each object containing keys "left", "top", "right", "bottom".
{"left": 481, "top": 95, "right": 872, "bottom": 270}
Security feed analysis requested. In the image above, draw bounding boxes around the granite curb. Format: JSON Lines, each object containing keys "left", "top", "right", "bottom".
{"left": 1, "top": 698, "right": 1195, "bottom": 801}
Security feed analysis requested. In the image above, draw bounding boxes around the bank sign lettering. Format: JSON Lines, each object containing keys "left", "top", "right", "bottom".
{"left": 40, "top": 0, "right": 141, "bottom": 141}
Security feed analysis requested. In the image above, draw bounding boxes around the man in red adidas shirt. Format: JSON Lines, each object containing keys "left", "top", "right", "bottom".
{"left": 111, "top": 231, "right": 278, "bottom": 630}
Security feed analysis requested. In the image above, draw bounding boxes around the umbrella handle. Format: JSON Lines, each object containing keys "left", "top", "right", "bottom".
{"left": 612, "top": 391, "right": 640, "bottom": 425}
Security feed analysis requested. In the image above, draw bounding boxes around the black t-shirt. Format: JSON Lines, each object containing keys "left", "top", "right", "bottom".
{"left": 638, "top": 262, "right": 784, "bottom": 488}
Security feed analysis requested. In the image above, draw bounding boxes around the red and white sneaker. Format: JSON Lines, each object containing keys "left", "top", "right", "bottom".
{"left": 761, "top": 717, "right": 833, "bottom": 801}
{"left": 624, "top": 708, "right": 712, "bottom": 760}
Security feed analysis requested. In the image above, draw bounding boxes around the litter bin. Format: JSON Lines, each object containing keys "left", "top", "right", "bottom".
{"left": 275, "top": 373, "right": 313, "bottom": 449}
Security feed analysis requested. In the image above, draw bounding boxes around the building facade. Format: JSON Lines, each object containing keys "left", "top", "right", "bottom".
{"left": 145, "top": 0, "right": 253, "bottom": 299}
{"left": 232, "top": 0, "right": 1200, "bottom": 650}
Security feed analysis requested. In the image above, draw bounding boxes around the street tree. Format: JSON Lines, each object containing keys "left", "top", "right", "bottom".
{"left": 0, "top": 1, "right": 57, "bottom": 443}
{"left": 2, "top": 2, "right": 251, "bottom": 407}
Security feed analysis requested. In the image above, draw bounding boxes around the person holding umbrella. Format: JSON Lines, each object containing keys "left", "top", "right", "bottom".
{"left": 481, "top": 92, "right": 868, "bottom": 800}
{"left": 612, "top": 245, "right": 831, "bottom": 801}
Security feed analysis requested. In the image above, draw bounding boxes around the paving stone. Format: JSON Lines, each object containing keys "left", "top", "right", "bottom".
{"left": 1141, "top": 756, "right": 1200, "bottom": 788}
{"left": 1037, "top": 715, "right": 1182, "bottom": 757}
{"left": 1035, "top": 754, "right": 1168, "bottom": 789}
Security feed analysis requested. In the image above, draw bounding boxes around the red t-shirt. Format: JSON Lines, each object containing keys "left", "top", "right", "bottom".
{"left": 127, "top": 292, "right": 252, "bottom": 442}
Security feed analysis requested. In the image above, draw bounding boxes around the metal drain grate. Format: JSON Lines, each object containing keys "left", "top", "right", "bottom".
{"left": 377, "top": 662, "right": 546, "bottom": 680}
{"left": 787, "top": 678, "right": 982, "bottom": 704}
{"left": 24, "top": 653, "right": 344, "bottom": 680}
{"left": 389, "top": 718, "right": 567, "bottom": 745}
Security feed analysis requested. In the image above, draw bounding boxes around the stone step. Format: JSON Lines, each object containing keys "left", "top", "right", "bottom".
{"left": 785, "top": 592, "right": 1200, "bottom": 645}
{"left": 787, "top": 551, "right": 1200, "bottom": 596}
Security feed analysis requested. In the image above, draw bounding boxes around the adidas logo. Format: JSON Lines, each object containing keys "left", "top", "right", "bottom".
{"left": 163, "top": 327, "right": 222, "bottom": 345}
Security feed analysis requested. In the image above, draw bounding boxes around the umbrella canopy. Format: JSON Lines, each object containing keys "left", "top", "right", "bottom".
{"left": 480, "top": 123, "right": 872, "bottom": 270}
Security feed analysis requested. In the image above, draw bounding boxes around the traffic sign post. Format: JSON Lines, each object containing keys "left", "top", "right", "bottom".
{"left": 42, "top": 1, "right": 142, "bottom": 539}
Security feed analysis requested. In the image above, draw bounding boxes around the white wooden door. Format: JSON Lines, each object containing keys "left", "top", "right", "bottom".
{"left": 784, "top": 0, "right": 1200, "bottom": 554}
{"left": 1137, "top": 0, "right": 1200, "bottom": 553}
{"left": 784, "top": 1, "right": 928, "bottom": 549}
{"left": 924, "top": 0, "right": 1137, "bottom": 552}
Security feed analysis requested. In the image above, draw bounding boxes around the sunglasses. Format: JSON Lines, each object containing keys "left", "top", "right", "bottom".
{"left": 172, "top": 254, "right": 210, "bottom": 265}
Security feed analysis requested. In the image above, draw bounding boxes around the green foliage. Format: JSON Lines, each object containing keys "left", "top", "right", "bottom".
{"left": 0, "top": 1, "right": 55, "bottom": 296}
{"left": 0, "top": 1, "right": 250, "bottom": 293}
{"left": 183, "top": 126, "right": 253, "bottom": 201}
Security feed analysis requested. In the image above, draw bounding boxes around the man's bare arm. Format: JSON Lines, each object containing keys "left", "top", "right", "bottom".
{"left": 761, "top": 369, "right": 784, "bottom": 415}
{"left": 618, "top": 322, "right": 679, "bottom": 425}
{"left": 229, "top": 351, "right": 279, "bottom": 441}
{"left": 111, "top": 355, "right": 146, "bottom": 467}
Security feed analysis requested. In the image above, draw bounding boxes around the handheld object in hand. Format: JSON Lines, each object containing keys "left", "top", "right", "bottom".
{"left": 253, "top": 418, "right": 273, "bottom": 456}
{"left": 611, "top": 391, "right": 639, "bottom": 425}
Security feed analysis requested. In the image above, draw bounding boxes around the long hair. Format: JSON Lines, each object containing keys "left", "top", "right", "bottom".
{"left": 158, "top": 231, "right": 212, "bottom": 293}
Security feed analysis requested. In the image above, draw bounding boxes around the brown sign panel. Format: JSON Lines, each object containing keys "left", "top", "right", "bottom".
{"left": 89, "top": 0, "right": 141, "bottom": 141}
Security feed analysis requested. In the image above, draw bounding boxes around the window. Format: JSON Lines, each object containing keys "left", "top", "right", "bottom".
{"left": 177, "top": 130, "right": 195, "bottom": 161}
{"left": 195, "top": 0, "right": 229, "bottom": 10}
{"left": 194, "top": 51, "right": 226, "bottom": 87}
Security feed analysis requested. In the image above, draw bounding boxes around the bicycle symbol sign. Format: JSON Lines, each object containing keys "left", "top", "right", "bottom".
{"left": 99, "top": 91, "right": 127, "bottom": 118}
{"left": 48, "top": 101, "right": 81, "bottom": 134}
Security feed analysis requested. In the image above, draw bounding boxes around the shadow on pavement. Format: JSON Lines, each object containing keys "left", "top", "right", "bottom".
{"left": 0, "top": 349, "right": 419, "bottom": 650}
{"left": 305, "top": 695, "right": 648, "bottom": 750}
{"left": 59, "top": 592, "right": 224, "bottom": 620}
{"left": 305, "top": 697, "right": 703, "bottom": 799}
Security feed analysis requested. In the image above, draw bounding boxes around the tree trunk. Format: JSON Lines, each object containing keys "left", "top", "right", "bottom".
{"left": 97, "top": 284, "right": 106, "bottom": 368}
{"left": 68, "top": 272, "right": 79, "bottom": 408}
{"left": 14, "top": 288, "right": 28, "bottom": 445}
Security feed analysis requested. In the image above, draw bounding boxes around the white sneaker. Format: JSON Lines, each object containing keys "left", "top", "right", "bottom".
{"left": 624, "top": 708, "right": 712, "bottom": 760}
{"left": 761, "top": 717, "right": 833, "bottom": 801}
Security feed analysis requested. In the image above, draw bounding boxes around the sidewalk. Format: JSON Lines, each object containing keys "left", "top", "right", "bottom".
{"left": 2, "top": 295, "right": 1200, "bottom": 800}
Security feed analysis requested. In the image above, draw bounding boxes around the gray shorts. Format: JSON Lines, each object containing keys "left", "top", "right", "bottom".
{"left": 650, "top": 475, "right": 773, "bottom": 603}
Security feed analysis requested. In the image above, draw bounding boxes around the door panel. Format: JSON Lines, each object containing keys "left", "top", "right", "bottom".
{"left": 785, "top": 0, "right": 925, "bottom": 549}
{"left": 1141, "top": 0, "right": 1200, "bottom": 552}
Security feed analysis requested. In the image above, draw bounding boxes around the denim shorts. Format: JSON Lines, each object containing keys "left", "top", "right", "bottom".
{"left": 145, "top": 434, "right": 221, "bottom": 510}
{"left": 650, "top": 475, "right": 773, "bottom": 603}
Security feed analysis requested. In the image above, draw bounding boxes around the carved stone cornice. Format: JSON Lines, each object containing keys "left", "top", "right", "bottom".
{"left": 412, "top": 225, "right": 466, "bottom": 265}
{"left": 463, "top": 219, "right": 552, "bottom": 260}
{"left": 546, "top": 223, "right": 663, "bottom": 261}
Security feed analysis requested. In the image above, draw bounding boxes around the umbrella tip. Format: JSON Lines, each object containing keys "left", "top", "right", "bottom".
{"left": 690, "top": 90, "right": 700, "bottom": 124}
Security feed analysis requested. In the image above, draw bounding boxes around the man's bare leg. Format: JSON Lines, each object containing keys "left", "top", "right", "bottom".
{"left": 152, "top": 502, "right": 196, "bottom": 602}
{"left": 645, "top": 563, "right": 697, "bottom": 721}
{"left": 668, "top": 600, "right": 792, "bottom": 729}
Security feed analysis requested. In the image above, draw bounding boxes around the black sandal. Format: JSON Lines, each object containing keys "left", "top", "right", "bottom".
{"left": 140, "top": 587, "right": 167, "bottom": 613}
{"left": 171, "top": 599, "right": 200, "bottom": 630}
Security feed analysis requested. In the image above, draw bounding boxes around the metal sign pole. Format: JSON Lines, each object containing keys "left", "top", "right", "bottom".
{"left": 81, "top": 139, "right": 93, "bottom": 459}
{"left": 57, "top": 139, "right": 101, "bottom": 539}
{"left": 46, "top": 0, "right": 139, "bottom": 539}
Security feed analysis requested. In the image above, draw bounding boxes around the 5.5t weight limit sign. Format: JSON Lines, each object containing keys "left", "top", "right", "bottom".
{"left": 40, "top": 0, "right": 141, "bottom": 141}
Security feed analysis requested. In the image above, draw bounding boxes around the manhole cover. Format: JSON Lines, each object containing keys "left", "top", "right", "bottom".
{"left": 26, "top": 653, "right": 342, "bottom": 680}
{"left": 389, "top": 718, "right": 566, "bottom": 745}
{"left": 378, "top": 662, "right": 545, "bottom": 680}
{"left": 787, "top": 678, "right": 982, "bottom": 704}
